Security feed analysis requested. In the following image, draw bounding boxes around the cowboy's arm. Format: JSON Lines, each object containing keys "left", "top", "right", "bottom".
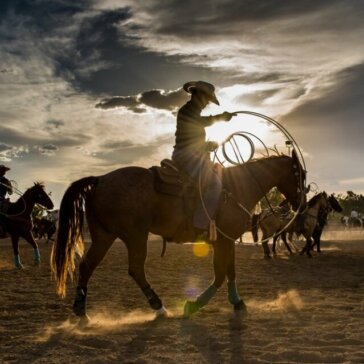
{"left": 199, "top": 112, "right": 237, "bottom": 126}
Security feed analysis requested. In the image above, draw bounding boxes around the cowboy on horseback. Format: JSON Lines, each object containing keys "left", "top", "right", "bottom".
{"left": 0, "top": 165, "right": 13, "bottom": 238}
{"left": 172, "top": 81, "right": 236, "bottom": 239}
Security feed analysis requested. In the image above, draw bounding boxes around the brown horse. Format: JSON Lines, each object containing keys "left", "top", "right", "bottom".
{"left": 1, "top": 183, "right": 54, "bottom": 268}
{"left": 251, "top": 205, "right": 295, "bottom": 259}
{"left": 51, "top": 151, "right": 305, "bottom": 321}
{"left": 255, "top": 192, "right": 330, "bottom": 259}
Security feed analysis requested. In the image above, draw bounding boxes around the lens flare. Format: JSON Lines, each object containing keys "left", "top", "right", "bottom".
{"left": 192, "top": 242, "right": 210, "bottom": 257}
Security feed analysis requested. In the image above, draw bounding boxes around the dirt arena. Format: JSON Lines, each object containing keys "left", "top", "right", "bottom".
{"left": 1, "top": 227, "right": 363, "bottom": 363}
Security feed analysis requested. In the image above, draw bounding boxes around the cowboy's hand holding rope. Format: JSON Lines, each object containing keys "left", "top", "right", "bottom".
{"left": 205, "top": 141, "right": 219, "bottom": 152}
{"left": 221, "top": 112, "right": 237, "bottom": 121}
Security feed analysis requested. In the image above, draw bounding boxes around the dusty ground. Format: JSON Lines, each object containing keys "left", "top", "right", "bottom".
{"left": 0, "top": 227, "right": 363, "bottom": 363}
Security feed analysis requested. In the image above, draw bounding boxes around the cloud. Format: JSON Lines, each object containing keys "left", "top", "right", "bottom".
{"left": 39, "top": 144, "right": 59, "bottom": 155}
{"left": 46, "top": 119, "right": 64, "bottom": 129}
{"left": 96, "top": 87, "right": 188, "bottom": 112}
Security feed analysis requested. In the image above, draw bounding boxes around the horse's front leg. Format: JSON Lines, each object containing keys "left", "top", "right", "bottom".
{"left": 22, "top": 231, "right": 41, "bottom": 265}
{"left": 281, "top": 232, "right": 293, "bottom": 255}
{"left": 10, "top": 234, "right": 23, "bottom": 268}
{"left": 184, "top": 238, "right": 231, "bottom": 316}
{"left": 226, "top": 243, "right": 246, "bottom": 312}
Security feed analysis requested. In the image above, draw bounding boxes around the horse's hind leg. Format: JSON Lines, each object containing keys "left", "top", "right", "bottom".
{"left": 281, "top": 232, "right": 293, "bottom": 255}
{"left": 73, "top": 225, "right": 116, "bottom": 318}
{"left": 124, "top": 232, "right": 165, "bottom": 315}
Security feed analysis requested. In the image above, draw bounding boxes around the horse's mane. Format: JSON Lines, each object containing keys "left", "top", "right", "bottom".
{"left": 34, "top": 182, "right": 45, "bottom": 188}
{"left": 307, "top": 192, "right": 324, "bottom": 207}
{"left": 24, "top": 182, "right": 45, "bottom": 194}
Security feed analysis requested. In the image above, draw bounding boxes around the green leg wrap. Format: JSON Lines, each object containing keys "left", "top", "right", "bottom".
{"left": 34, "top": 248, "right": 41, "bottom": 263}
{"left": 14, "top": 255, "right": 23, "bottom": 268}
{"left": 196, "top": 284, "right": 218, "bottom": 306}
{"left": 227, "top": 280, "right": 241, "bottom": 305}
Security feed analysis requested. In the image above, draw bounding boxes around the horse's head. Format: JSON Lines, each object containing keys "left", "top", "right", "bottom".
{"left": 31, "top": 182, "right": 54, "bottom": 210}
{"left": 328, "top": 194, "right": 343, "bottom": 213}
{"left": 307, "top": 191, "right": 330, "bottom": 212}
{"left": 276, "top": 150, "right": 307, "bottom": 211}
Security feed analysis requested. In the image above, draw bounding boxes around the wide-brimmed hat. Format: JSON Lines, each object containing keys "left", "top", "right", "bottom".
{"left": 0, "top": 165, "right": 10, "bottom": 172}
{"left": 183, "top": 81, "right": 220, "bottom": 105}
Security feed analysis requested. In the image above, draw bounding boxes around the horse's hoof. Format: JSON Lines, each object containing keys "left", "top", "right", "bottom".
{"left": 184, "top": 300, "right": 201, "bottom": 317}
{"left": 307, "top": 253, "right": 313, "bottom": 258}
{"left": 264, "top": 255, "right": 271, "bottom": 260}
{"left": 78, "top": 314, "right": 90, "bottom": 328}
{"left": 233, "top": 300, "right": 247, "bottom": 312}
{"left": 155, "top": 306, "right": 169, "bottom": 318}
{"left": 15, "top": 263, "right": 24, "bottom": 269}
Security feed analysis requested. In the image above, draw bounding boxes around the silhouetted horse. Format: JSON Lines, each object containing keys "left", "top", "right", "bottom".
{"left": 251, "top": 204, "right": 295, "bottom": 259}
{"left": 252, "top": 192, "right": 337, "bottom": 259}
{"left": 1, "top": 183, "right": 54, "bottom": 268}
{"left": 33, "top": 217, "right": 57, "bottom": 243}
{"left": 51, "top": 152, "right": 305, "bottom": 321}
{"left": 311, "top": 194, "right": 343, "bottom": 252}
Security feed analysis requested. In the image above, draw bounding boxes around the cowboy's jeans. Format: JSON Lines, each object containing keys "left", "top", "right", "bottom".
{"left": 172, "top": 151, "right": 222, "bottom": 230}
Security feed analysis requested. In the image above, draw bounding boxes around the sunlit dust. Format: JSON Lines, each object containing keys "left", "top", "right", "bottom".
{"left": 247, "top": 289, "right": 304, "bottom": 312}
{"left": 34, "top": 310, "right": 174, "bottom": 342}
{"left": 192, "top": 242, "right": 210, "bottom": 257}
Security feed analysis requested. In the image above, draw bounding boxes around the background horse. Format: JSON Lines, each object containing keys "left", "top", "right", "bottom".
{"left": 1, "top": 183, "right": 54, "bottom": 268}
{"left": 253, "top": 193, "right": 341, "bottom": 258}
{"left": 283, "top": 192, "right": 329, "bottom": 257}
{"left": 33, "top": 217, "right": 57, "bottom": 243}
{"left": 51, "top": 151, "right": 305, "bottom": 322}
{"left": 251, "top": 204, "right": 294, "bottom": 259}
{"left": 311, "top": 194, "right": 343, "bottom": 252}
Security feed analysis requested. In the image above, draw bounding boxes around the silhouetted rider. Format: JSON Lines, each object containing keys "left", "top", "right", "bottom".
{"left": 0, "top": 165, "right": 13, "bottom": 237}
{"left": 172, "top": 81, "right": 236, "bottom": 238}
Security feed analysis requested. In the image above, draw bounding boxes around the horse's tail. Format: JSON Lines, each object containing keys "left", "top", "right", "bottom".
{"left": 251, "top": 213, "right": 260, "bottom": 243}
{"left": 51, "top": 176, "right": 97, "bottom": 298}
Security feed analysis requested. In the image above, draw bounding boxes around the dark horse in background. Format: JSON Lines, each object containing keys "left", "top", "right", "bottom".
{"left": 33, "top": 216, "right": 57, "bottom": 244}
{"left": 310, "top": 194, "right": 342, "bottom": 252}
{"left": 51, "top": 151, "right": 305, "bottom": 322}
{"left": 253, "top": 192, "right": 330, "bottom": 258}
{"left": 1, "top": 183, "right": 54, "bottom": 268}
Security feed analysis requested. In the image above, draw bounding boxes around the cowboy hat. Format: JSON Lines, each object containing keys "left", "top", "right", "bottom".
{"left": 0, "top": 165, "right": 10, "bottom": 172}
{"left": 183, "top": 81, "right": 220, "bottom": 105}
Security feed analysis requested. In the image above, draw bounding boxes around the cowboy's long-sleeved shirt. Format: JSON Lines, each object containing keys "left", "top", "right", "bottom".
{"left": 0, "top": 176, "right": 12, "bottom": 200}
{"left": 173, "top": 101, "right": 215, "bottom": 155}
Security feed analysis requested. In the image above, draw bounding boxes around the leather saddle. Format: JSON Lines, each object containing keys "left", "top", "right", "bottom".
{"left": 150, "top": 159, "right": 196, "bottom": 197}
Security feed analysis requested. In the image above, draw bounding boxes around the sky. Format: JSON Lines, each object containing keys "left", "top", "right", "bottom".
{"left": 1, "top": 0, "right": 364, "bottom": 207}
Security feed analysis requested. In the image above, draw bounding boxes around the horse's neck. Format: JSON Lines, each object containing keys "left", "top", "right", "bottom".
{"left": 11, "top": 190, "right": 35, "bottom": 217}
{"left": 224, "top": 159, "right": 282, "bottom": 212}
{"left": 306, "top": 201, "right": 322, "bottom": 218}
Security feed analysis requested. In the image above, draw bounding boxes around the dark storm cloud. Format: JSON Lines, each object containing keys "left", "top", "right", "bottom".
{"left": 96, "top": 87, "right": 188, "bottom": 112}
{"left": 139, "top": 88, "right": 188, "bottom": 110}
{"left": 95, "top": 95, "right": 143, "bottom": 112}
{"left": 281, "top": 63, "right": 364, "bottom": 149}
